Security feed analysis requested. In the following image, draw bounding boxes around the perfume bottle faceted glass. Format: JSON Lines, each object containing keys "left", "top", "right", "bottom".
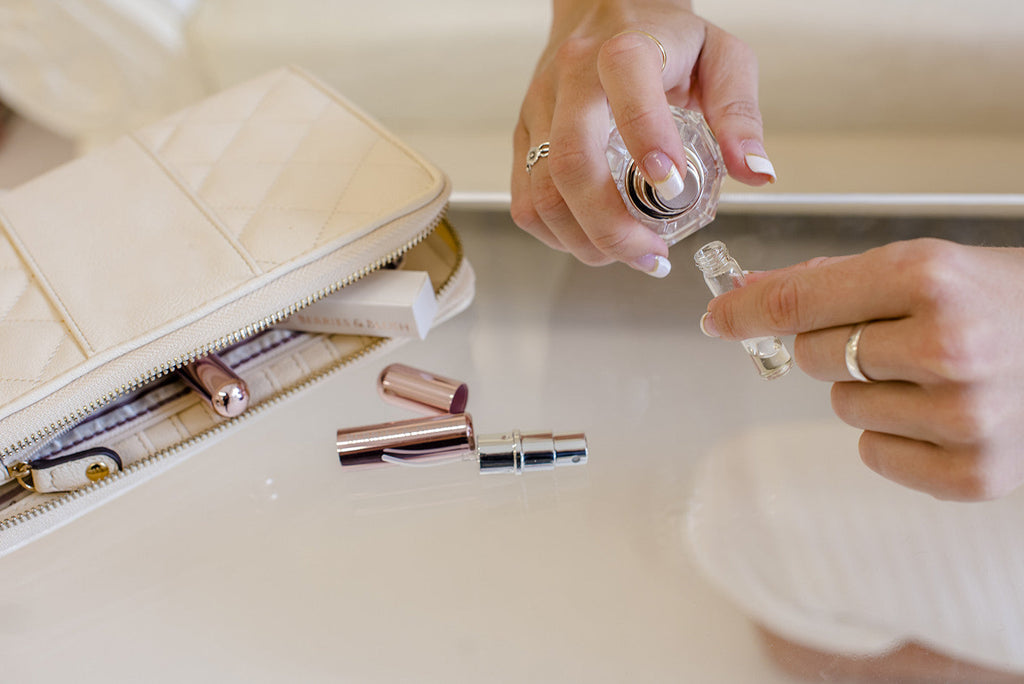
{"left": 694, "top": 241, "right": 792, "bottom": 380}
{"left": 607, "top": 106, "right": 726, "bottom": 246}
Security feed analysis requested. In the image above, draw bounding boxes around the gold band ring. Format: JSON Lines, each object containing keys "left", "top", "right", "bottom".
{"left": 614, "top": 30, "right": 668, "bottom": 72}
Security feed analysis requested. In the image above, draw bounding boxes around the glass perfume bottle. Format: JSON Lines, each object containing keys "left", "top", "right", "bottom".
{"left": 694, "top": 241, "right": 792, "bottom": 380}
{"left": 607, "top": 106, "right": 726, "bottom": 246}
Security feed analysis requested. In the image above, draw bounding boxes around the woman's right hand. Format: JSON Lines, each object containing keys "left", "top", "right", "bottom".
{"left": 511, "top": 0, "right": 776, "bottom": 278}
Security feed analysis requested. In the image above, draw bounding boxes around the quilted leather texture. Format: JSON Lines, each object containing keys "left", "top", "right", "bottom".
{"left": 0, "top": 227, "right": 87, "bottom": 405}
{"left": 0, "top": 66, "right": 442, "bottom": 425}
{"left": 133, "top": 69, "right": 437, "bottom": 269}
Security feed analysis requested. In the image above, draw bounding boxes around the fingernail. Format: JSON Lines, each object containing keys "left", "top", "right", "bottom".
{"left": 631, "top": 254, "right": 672, "bottom": 278}
{"left": 699, "top": 312, "right": 720, "bottom": 337}
{"left": 744, "top": 152, "right": 777, "bottom": 183}
{"left": 641, "top": 151, "right": 685, "bottom": 201}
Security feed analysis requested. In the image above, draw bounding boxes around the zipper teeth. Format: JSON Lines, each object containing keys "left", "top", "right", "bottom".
{"left": 0, "top": 221, "right": 465, "bottom": 531}
{"left": 0, "top": 337, "right": 389, "bottom": 531}
{"left": 2, "top": 213, "right": 446, "bottom": 464}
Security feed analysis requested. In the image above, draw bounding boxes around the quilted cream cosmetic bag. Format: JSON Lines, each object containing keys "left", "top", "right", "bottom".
{"left": 0, "top": 66, "right": 474, "bottom": 555}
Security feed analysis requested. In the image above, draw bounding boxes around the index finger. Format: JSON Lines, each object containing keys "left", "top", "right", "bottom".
{"left": 547, "top": 78, "right": 669, "bottom": 269}
{"left": 598, "top": 30, "right": 692, "bottom": 201}
{"left": 705, "top": 248, "right": 915, "bottom": 340}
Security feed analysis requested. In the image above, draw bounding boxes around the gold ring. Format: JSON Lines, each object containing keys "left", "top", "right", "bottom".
{"left": 844, "top": 322, "right": 874, "bottom": 383}
{"left": 614, "top": 30, "right": 668, "bottom": 72}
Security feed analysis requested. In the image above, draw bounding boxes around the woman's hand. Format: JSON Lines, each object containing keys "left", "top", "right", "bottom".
{"left": 511, "top": 0, "right": 775, "bottom": 277}
{"left": 701, "top": 239, "right": 1024, "bottom": 501}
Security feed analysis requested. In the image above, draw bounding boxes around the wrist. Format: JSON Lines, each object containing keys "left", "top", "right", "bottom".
{"left": 551, "top": 0, "right": 694, "bottom": 30}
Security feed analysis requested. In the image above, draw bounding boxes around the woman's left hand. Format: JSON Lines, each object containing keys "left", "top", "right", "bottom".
{"left": 700, "top": 238, "right": 1024, "bottom": 501}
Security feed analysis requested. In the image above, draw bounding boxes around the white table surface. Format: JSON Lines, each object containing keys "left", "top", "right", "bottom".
{"left": 4, "top": 114, "right": 1023, "bottom": 683}
{"left": 0, "top": 189, "right": 855, "bottom": 682}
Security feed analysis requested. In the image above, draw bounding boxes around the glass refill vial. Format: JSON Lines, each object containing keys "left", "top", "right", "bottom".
{"left": 607, "top": 106, "right": 726, "bottom": 246}
{"left": 694, "top": 241, "right": 792, "bottom": 380}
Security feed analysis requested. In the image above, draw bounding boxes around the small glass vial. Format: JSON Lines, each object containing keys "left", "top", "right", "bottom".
{"left": 694, "top": 241, "right": 792, "bottom": 380}
{"left": 607, "top": 107, "right": 726, "bottom": 246}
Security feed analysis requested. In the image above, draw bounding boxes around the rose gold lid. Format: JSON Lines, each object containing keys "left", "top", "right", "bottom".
{"left": 377, "top": 363, "right": 468, "bottom": 415}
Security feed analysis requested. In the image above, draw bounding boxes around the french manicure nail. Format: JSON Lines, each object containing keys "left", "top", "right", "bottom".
{"left": 641, "top": 151, "right": 685, "bottom": 201}
{"left": 700, "top": 312, "right": 720, "bottom": 337}
{"left": 631, "top": 254, "right": 672, "bottom": 278}
{"left": 744, "top": 153, "right": 777, "bottom": 183}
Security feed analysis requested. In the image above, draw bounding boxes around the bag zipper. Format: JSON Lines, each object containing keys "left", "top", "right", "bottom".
{"left": 0, "top": 218, "right": 465, "bottom": 531}
{"left": 1, "top": 210, "right": 451, "bottom": 484}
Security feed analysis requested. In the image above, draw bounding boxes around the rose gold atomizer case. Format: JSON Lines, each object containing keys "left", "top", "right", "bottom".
{"left": 606, "top": 106, "right": 726, "bottom": 246}
{"left": 337, "top": 413, "right": 588, "bottom": 475}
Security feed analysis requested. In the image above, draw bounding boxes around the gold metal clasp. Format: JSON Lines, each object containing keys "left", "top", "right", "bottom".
{"left": 9, "top": 462, "right": 35, "bottom": 491}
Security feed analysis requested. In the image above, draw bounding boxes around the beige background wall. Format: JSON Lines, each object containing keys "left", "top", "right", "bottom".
{"left": 2, "top": 0, "right": 1022, "bottom": 208}
{"left": 189, "top": 0, "right": 1024, "bottom": 206}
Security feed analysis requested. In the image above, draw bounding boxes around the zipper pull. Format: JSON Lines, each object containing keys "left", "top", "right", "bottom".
{"left": 10, "top": 447, "right": 122, "bottom": 493}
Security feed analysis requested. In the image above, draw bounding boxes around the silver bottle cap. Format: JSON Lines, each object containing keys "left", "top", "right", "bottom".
{"left": 625, "top": 147, "right": 705, "bottom": 220}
